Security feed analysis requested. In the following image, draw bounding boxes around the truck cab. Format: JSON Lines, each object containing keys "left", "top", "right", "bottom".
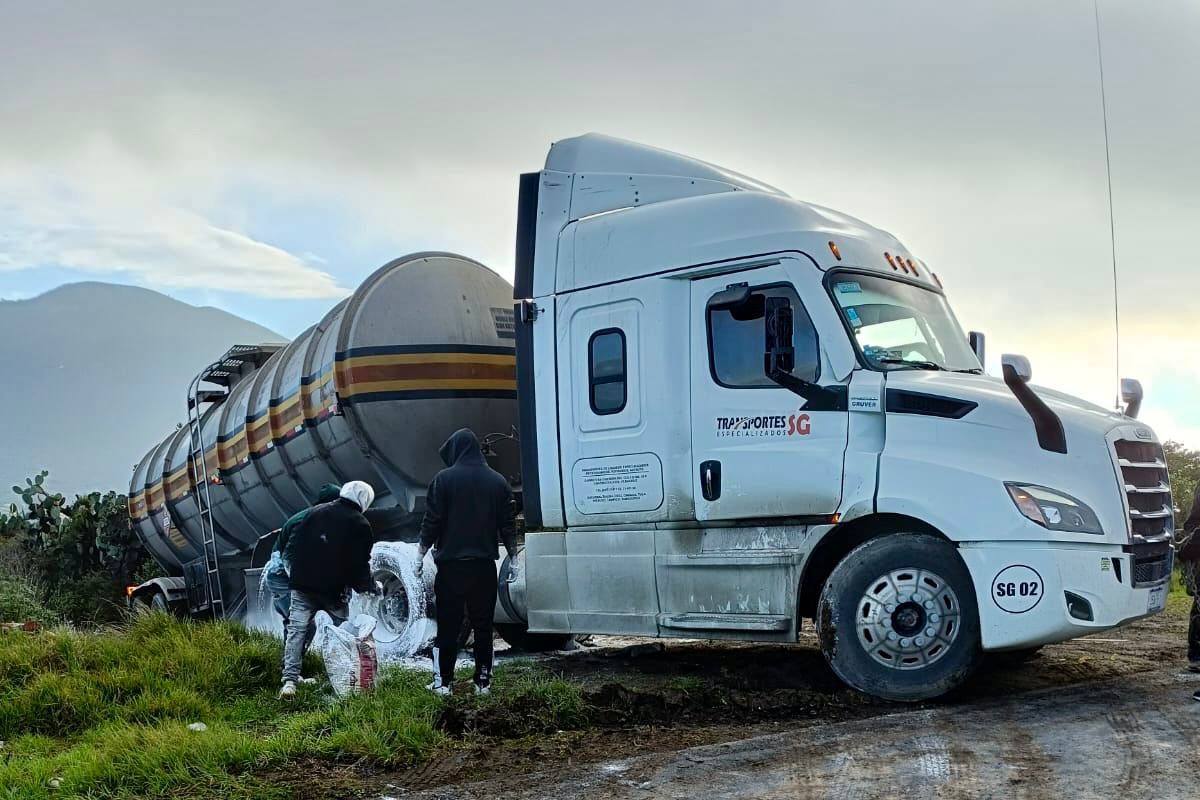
{"left": 507, "top": 134, "right": 1174, "bottom": 700}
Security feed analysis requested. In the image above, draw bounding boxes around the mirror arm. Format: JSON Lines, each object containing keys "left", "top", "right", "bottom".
{"left": 767, "top": 369, "right": 847, "bottom": 411}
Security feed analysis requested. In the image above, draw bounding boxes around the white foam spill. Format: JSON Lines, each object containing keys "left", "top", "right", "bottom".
{"left": 259, "top": 551, "right": 285, "bottom": 594}
{"left": 251, "top": 541, "right": 486, "bottom": 673}
{"left": 349, "top": 541, "right": 439, "bottom": 665}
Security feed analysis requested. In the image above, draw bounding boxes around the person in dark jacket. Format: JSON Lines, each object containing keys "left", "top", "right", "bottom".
{"left": 264, "top": 483, "right": 342, "bottom": 638}
{"left": 1177, "top": 481, "right": 1200, "bottom": 700}
{"left": 415, "top": 429, "right": 517, "bottom": 695}
{"left": 279, "top": 480, "right": 376, "bottom": 700}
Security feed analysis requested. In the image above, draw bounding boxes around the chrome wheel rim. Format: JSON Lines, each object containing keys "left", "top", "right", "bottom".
{"left": 856, "top": 568, "right": 961, "bottom": 670}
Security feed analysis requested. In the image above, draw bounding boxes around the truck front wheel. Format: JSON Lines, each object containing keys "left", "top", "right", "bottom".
{"left": 815, "top": 533, "right": 981, "bottom": 702}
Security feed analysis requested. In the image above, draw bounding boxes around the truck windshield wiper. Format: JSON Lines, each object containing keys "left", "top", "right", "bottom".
{"left": 952, "top": 368, "right": 985, "bottom": 374}
{"left": 875, "top": 357, "right": 946, "bottom": 371}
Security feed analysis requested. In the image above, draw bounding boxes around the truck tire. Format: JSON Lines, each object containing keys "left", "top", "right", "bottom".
{"left": 494, "top": 622, "right": 575, "bottom": 653}
{"left": 131, "top": 588, "right": 171, "bottom": 616}
{"left": 815, "top": 533, "right": 981, "bottom": 702}
{"left": 150, "top": 591, "right": 170, "bottom": 613}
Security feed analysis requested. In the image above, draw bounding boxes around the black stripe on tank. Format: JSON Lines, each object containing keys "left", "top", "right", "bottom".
{"left": 340, "top": 388, "right": 519, "bottom": 404}
{"left": 335, "top": 344, "right": 516, "bottom": 359}
{"left": 299, "top": 362, "right": 334, "bottom": 385}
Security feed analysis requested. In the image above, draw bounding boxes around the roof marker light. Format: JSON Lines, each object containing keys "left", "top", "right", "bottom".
{"left": 828, "top": 241, "right": 842, "bottom": 261}
{"left": 932, "top": 273, "right": 943, "bottom": 288}
{"left": 907, "top": 259, "right": 919, "bottom": 276}
{"left": 884, "top": 252, "right": 897, "bottom": 269}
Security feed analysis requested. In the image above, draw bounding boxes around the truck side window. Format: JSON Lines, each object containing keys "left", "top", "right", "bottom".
{"left": 708, "top": 286, "right": 818, "bottom": 387}
{"left": 589, "top": 328, "right": 627, "bottom": 414}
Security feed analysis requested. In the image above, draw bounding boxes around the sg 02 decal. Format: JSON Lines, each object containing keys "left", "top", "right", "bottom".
{"left": 991, "top": 565, "right": 1044, "bottom": 614}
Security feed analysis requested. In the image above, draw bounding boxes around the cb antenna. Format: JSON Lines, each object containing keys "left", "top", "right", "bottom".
{"left": 1093, "top": 0, "right": 1121, "bottom": 409}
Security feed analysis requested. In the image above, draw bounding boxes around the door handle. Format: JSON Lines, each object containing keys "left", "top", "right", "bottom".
{"left": 700, "top": 460, "right": 722, "bottom": 501}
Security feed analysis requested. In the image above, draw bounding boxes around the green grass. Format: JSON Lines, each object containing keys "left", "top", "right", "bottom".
{"left": 0, "top": 579, "right": 60, "bottom": 627}
{"left": 0, "top": 614, "right": 588, "bottom": 800}
{"left": 664, "top": 675, "right": 705, "bottom": 694}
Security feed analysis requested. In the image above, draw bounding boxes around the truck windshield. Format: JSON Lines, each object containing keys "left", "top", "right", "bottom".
{"left": 828, "top": 273, "right": 981, "bottom": 372}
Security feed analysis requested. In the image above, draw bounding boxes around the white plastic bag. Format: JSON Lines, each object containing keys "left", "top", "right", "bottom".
{"left": 313, "top": 613, "right": 379, "bottom": 696}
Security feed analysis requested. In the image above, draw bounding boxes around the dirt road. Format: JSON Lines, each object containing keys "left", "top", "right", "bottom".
{"left": 403, "top": 669, "right": 1200, "bottom": 800}
{"left": 365, "top": 605, "right": 1194, "bottom": 800}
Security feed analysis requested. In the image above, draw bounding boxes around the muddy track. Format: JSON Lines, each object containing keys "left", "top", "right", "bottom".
{"left": 279, "top": 607, "right": 1191, "bottom": 799}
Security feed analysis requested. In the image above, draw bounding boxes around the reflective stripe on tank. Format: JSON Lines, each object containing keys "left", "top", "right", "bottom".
{"left": 145, "top": 480, "right": 166, "bottom": 511}
{"left": 245, "top": 409, "right": 273, "bottom": 456}
{"left": 270, "top": 389, "right": 307, "bottom": 446}
{"left": 230, "top": 346, "right": 517, "bottom": 461}
{"left": 217, "top": 428, "right": 250, "bottom": 472}
{"left": 163, "top": 466, "right": 191, "bottom": 502}
{"left": 334, "top": 345, "right": 517, "bottom": 403}
{"left": 128, "top": 491, "right": 148, "bottom": 521}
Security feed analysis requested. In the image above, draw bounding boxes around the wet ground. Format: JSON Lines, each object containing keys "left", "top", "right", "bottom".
{"left": 405, "top": 668, "right": 1200, "bottom": 799}
{"left": 291, "top": 603, "right": 1196, "bottom": 798}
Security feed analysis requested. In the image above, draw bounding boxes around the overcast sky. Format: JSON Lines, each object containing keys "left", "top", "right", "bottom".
{"left": 1, "top": 1, "right": 1196, "bottom": 445}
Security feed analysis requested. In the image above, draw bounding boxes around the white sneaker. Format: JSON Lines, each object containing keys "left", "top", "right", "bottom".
{"left": 277, "top": 681, "right": 297, "bottom": 700}
{"left": 473, "top": 682, "right": 491, "bottom": 696}
{"left": 298, "top": 677, "right": 318, "bottom": 685}
{"left": 434, "top": 683, "right": 453, "bottom": 697}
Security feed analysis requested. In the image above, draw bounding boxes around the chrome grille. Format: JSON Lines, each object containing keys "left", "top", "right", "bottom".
{"left": 1113, "top": 438, "right": 1173, "bottom": 543}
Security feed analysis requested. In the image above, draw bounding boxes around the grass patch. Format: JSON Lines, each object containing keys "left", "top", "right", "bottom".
{"left": 0, "top": 579, "right": 60, "bottom": 627}
{"left": 0, "top": 614, "right": 588, "bottom": 799}
{"left": 444, "top": 660, "right": 589, "bottom": 737}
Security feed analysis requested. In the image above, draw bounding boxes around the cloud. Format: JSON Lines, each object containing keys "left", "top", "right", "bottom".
{"left": 0, "top": 1, "right": 1194, "bottom": 448}
{"left": 0, "top": 165, "right": 348, "bottom": 300}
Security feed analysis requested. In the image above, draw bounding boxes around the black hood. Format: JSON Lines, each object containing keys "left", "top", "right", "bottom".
{"left": 439, "top": 428, "right": 485, "bottom": 467}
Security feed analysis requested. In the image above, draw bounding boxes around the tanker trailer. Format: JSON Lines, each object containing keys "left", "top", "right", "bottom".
{"left": 128, "top": 252, "right": 526, "bottom": 644}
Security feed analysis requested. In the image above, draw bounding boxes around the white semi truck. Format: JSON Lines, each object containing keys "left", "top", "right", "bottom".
{"left": 499, "top": 134, "right": 1173, "bottom": 700}
{"left": 131, "top": 134, "right": 1174, "bottom": 701}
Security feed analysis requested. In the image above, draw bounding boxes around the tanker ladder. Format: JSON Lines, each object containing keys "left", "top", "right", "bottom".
{"left": 185, "top": 344, "right": 281, "bottom": 618}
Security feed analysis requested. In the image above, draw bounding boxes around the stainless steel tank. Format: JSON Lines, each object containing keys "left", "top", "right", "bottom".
{"left": 129, "top": 252, "right": 519, "bottom": 573}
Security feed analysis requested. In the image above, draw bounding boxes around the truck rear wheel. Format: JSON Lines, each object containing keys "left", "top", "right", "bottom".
{"left": 494, "top": 622, "right": 575, "bottom": 652}
{"left": 815, "top": 533, "right": 981, "bottom": 702}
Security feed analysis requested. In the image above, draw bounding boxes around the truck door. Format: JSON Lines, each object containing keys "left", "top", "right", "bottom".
{"left": 689, "top": 264, "right": 848, "bottom": 521}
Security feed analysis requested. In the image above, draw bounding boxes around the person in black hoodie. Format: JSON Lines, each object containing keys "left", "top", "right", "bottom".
{"left": 1177, "top": 481, "right": 1200, "bottom": 699}
{"left": 416, "top": 429, "right": 517, "bottom": 695}
{"left": 279, "top": 480, "right": 376, "bottom": 700}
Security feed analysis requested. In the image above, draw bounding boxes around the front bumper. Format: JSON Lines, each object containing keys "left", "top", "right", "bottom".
{"left": 959, "top": 541, "right": 1173, "bottom": 651}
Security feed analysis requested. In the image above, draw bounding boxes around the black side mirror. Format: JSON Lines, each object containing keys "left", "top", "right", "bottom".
{"left": 1120, "top": 378, "right": 1143, "bottom": 419}
{"left": 764, "top": 296, "right": 795, "bottom": 377}
{"left": 968, "top": 331, "right": 986, "bottom": 367}
{"left": 708, "top": 283, "right": 751, "bottom": 312}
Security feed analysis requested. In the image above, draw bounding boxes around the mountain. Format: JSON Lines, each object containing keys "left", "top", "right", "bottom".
{"left": 0, "top": 282, "right": 286, "bottom": 500}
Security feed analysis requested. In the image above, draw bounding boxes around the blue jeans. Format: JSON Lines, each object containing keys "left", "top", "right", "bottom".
{"left": 281, "top": 590, "right": 348, "bottom": 684}
{"left": 264, "top": 566, "right": 293, "bottom": 638}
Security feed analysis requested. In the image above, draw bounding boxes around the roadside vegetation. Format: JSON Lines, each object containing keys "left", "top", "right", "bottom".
{"left": 1, "top": 472, "right": 151, "bottom": 628}
{"left": 0, "top": 613, "right": 587, "bottom": 800}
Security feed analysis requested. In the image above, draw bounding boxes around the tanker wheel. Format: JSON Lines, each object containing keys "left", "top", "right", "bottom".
{"left": 131, "top": 589, "right": 170, "bottom": 616}
{"left": 150, "top": 591, "right": 170, "bottom": 613}
{"left": 815, "top": 533, "right": 981, "bottom": 702}
{"left": 494, "top": 622, "right": 575, "bottom": 652}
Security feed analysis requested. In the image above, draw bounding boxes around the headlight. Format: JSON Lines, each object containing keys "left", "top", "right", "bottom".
{"left": 1005, "top": 483, "right": 1103, "bottom": 535}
